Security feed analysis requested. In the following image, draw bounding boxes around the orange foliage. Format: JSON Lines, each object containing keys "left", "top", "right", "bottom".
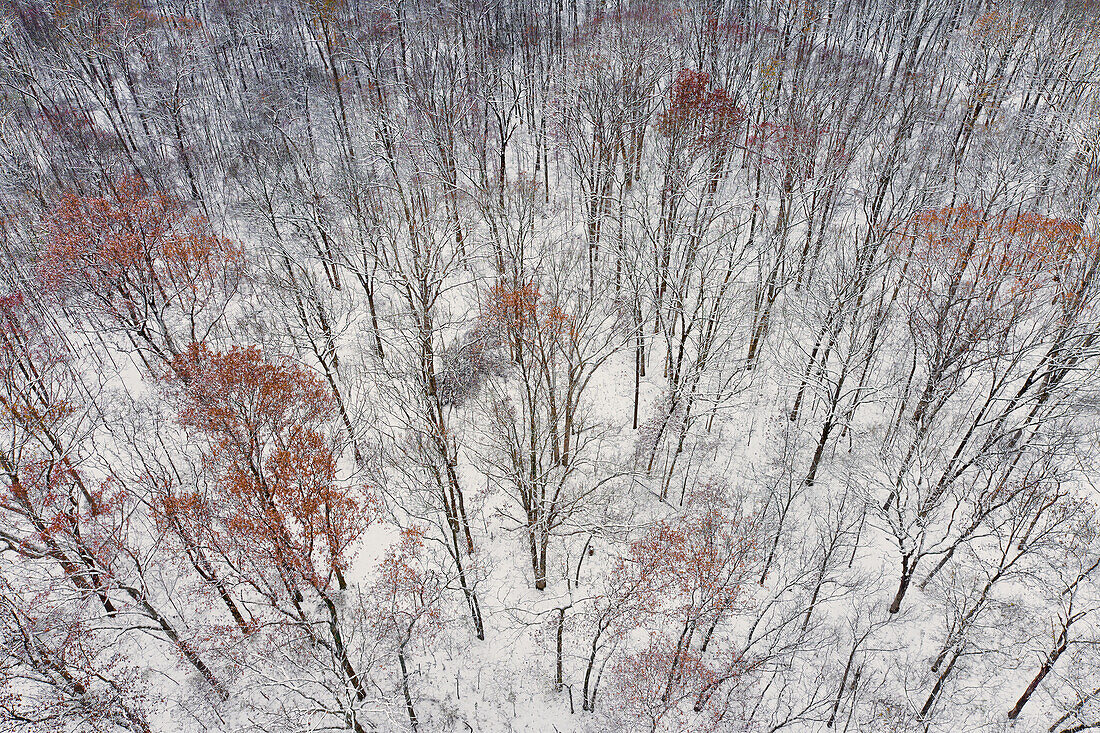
{"left": 42, "top": 177, "right": 245, "bottom": 345}
{"left": 305, "top": 0, "right": 346, "bottom": 24}
{"left": 899, "top": 204, "right": 1097, "bottom": 315}
{"left": 165, "top": 343, "right": 371, "bottom": 591}
{"left": 483, "top": 282, "right": 541, "bottom": 334}
{"left": 619, "top": 500, "right": 756, "bottom": 623}
{"left": 482, "top": 281, "right": 574, "bottom": 345}
{"left": 970, "top": 9, "right": 1026, "bottom": 43}
{"left": 597, "top": 495, "right": 755, "bottom": 726}
{"left": 373, "top": 527, "right": 444, "bottom": 642}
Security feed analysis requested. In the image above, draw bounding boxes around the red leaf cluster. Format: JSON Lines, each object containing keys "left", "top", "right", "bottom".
{"left": 745, "top": 119, "right": 825, "bottom": 178}
{"left": 659, "top": 69, "right": 744, "bottom": 151}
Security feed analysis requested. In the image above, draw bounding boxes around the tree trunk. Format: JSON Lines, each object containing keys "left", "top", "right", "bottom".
{"left": 888, "top": 553, "right": 915, "bottom": 614}
{"left": 1008, "top": 635, "right": 1069, "bottom": 720}
{"left": 398, "top": 643, "right": 419, "bottom": 732}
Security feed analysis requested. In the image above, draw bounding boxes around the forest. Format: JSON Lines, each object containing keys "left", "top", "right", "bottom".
{"left": 0, "top": 0, "right": 1099, "bottom": 731}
